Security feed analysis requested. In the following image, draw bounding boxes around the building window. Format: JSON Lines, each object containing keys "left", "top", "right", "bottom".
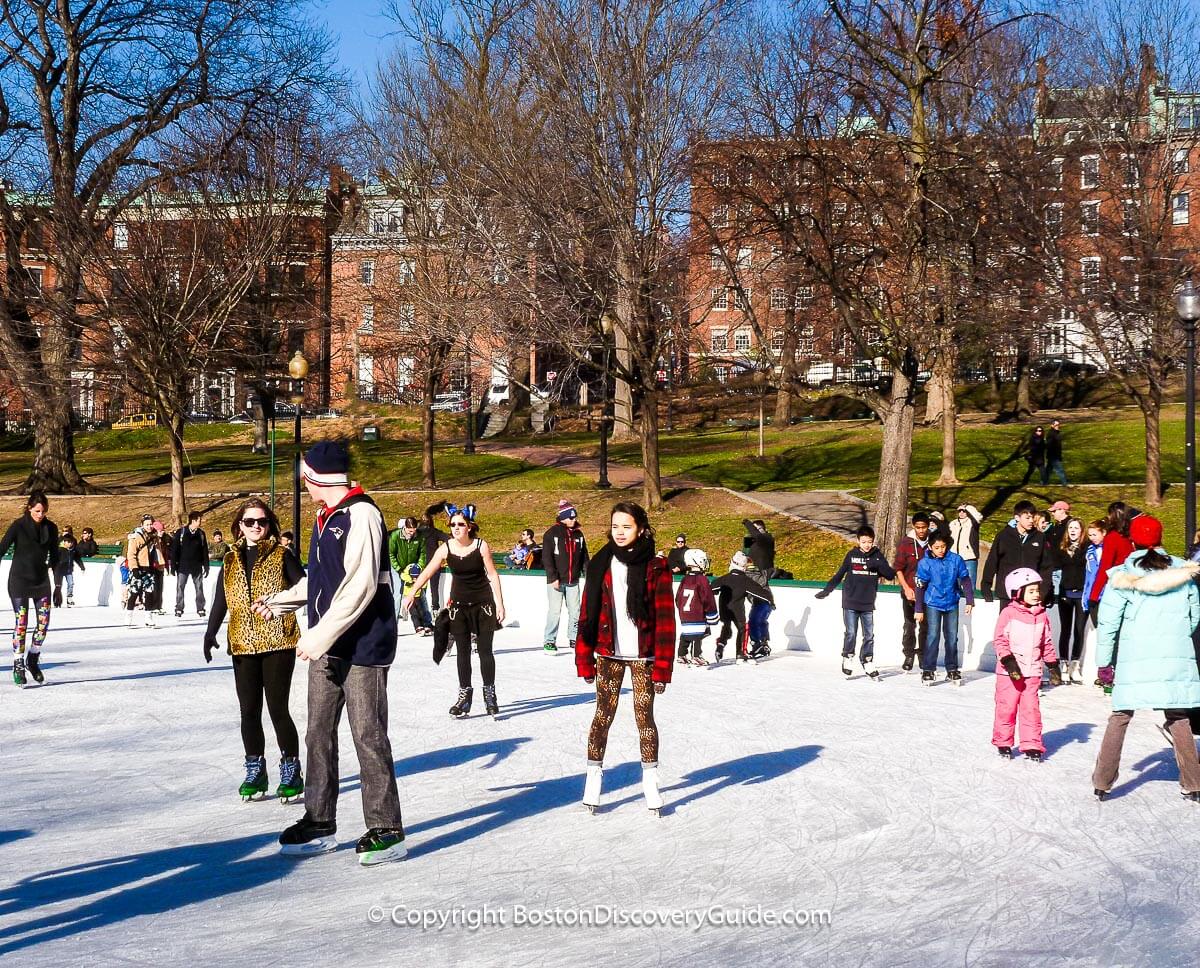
{"left": 770, "top": 288, "right": 788, "bottom": 311}
{"left": 770, "top": 330, "right": 784, "bottom": 352}
{"left": 1175, "top": 104, "right": 1200, "bottom": 130}
{"left": 734, "top": 329, "right": 752, "bottom": 352}
{"left": 711, "top": 165, "right": 730, "bottom": 187}
{"left": 1120, "top": 257, "right": 1139, "bottom": 303}
{"left": 360, "top": 303, "right": 374, "bottom": 334}
{"left": 1122, "top": 200, "right": 1138, "bottom": 235}
{"left": 1050, "top": 157, "right": 1063, "bottom": 188}
{"left": 1081, "top": 201, "right": 1100, "bottom": 236}
{"left": 1122, "top": 154, "right": 1138, "bottom": 187}
{"left": 1046, "top": 203, "right": 1062, "bottom": 237}
{"left": 710, "top": 329, "right": 728, "bottom": 353}
{"left": 796, "top": 286, "right": 814, "bottom": 308}
{"left": 711, "top": 204, "right": 729, "bottom": 228}
{"left": 733, "top": 287, "right": 752, "bottom": 310}
{"left": 1079, "top": 257, "right": 1101, "bottom": 296}
{"left": 360, "top": 260, "right": 375, "bottom": 285}
{"left": 288, "top": 264, "right": 305, "bottom": 288}
{"left": 735, "top": 247, "right": 752, "bottom": 269}
{"left": 399, "top": 303, "right": 415, "bottom": 327}
{"left": 113, "top": 223, "right": 129, "bottom": 250}
{"left": 711, "top": 288, "right": 728, "bottom": 311}
{"left": 797, "top": 336, "right": 815, "bottom": 356}
{"left": 400, "top": 260, "right": 416, "bottom": 285}
{"left": 1173, "top": 192, "right": 1190, "bottom": 225}
{"left": 357, "top": 354, "right": 375, "bottom": 394}
{"left": 709, "top": 247, "right": 724, "bottom": 270}
{"left": 1175, "top": 147, "right": 1191, "bottom": 174}
{"left": 714, "top": 364, "right": 729, "bottom": 382}
{"left": 1080, "top": 155, "right": 1099, "bottom": 190}
{"left": 24, "top": 267, "right": 43, "bottom": 292}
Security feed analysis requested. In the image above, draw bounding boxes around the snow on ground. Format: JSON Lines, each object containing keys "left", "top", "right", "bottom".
{"left": 1, "top": 607, "right": 1198, "bottom": 968}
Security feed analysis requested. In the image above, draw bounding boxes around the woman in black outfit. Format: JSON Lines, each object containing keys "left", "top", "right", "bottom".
{"left": 203, "top": 498, "right": 307, "bottom": 802}
{"left": 404, "top": 504, "right": 506, "bottom": 718}
{"left": 1054, "top": 517, "right": 1089, "bottom": 685}
{"left": 0, "top": 491, "right": 60, "bottom": 686}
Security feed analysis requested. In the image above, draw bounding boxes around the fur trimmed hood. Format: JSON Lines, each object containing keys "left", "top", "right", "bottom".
{"left": 1108, "top": 559, "right": 1200, "bottom": 595}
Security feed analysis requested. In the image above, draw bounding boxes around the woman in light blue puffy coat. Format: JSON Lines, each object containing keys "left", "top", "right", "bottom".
{"left": 1091, "top": 516, "right": 1200, "bottom": 801}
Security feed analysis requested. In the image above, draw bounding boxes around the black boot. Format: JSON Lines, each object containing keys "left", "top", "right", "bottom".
{"left": 13, "top": 656, "right": 27, "bottom": 687}
{"left": 450, "top": 687, "right": 473, "bottom": 717}
{"left": 483, "top": 684, "right": 499, "bottom": 717}
{"left": 25, "top": 652, "right": 44, "bottom": 684}
{"left": 279, "top": 813, "right": 337, "bottom": 855}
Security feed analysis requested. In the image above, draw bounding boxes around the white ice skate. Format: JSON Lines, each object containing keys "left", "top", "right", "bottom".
{"left": 642, "top": 764, "right": 665, "bottom": 816}
{"left": 862, "top": 658, "right": 880, "bottom": 680}
{"left": 841, "top": 656, "right": 853, "bottom": 677}
{"left": 583, "top": 763, "right": 603, "bottom": 814}
{"left": 1068, "top": 660, "right": 1083, "bottom": 684}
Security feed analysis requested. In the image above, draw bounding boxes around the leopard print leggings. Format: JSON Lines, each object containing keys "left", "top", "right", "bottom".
{"left": 587, "top": 655, "right": 658, "bottom": 765}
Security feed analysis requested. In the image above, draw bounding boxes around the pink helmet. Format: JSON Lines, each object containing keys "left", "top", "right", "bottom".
{"left": 1004, "top": 567, "right": 1042, "bottom": 600}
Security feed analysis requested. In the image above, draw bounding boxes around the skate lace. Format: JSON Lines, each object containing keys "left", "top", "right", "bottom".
{"left": 244, "top": 758, "right": 264, "bottom": 783}
{"left": 455, "top": 687, "right": 471, "bottom": 704}
{"left": 483, "top": 685, "right": 496, "bottom": 699}
{"left": 279, "top": 757, "right": 300, "bottom": 786}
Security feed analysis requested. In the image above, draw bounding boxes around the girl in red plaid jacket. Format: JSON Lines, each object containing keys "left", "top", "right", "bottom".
{"left": 575, "top": 501, "right": 676, "bottom": 815}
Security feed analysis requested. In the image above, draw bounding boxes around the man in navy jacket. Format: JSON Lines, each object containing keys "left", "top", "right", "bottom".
{"left": 257, "top": 441, "right": 405, "bottom": 866}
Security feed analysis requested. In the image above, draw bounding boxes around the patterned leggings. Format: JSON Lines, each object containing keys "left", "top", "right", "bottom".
{"left": 11, "top": 597, "right": 51, "bottom": 655}
{"left": 587, "top": 655, "right": 658, "bottom": 765}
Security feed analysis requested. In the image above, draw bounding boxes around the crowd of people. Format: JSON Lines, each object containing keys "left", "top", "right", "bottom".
{"left": 5, "top": 418, "right": 1200, "bottom": 864}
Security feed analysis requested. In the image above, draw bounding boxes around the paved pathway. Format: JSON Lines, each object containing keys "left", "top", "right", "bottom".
{"left": 478, "top": 440, "right": 865, "bottom": 540}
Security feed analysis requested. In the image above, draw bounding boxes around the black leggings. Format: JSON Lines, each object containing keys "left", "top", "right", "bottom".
{"left": 452, "top": 605, "right": 496, "bottom": 688}
{"left": 232, "top": 650, "right": 299, "bottom": 758}
{"left": 1057, "top": 596, "right": 1088, "bottom": 662}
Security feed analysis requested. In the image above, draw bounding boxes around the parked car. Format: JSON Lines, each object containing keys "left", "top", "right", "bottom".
{"left": 313, "top": 408, "right": 342, "bottom": 420}
{"left": 226, "top": 412, "right": 253, "bottom": 425}
{"left": 112, "top": 413, "right": 157, "bottom": 429}
{"left": 487, "top": 383, "right": 510, "bottom": 405}
{"left": 431, "top": 392, "right": 467, "bottom": 412}
{"left": 1034, "top": 355, "right": 1099, "bottom": 378}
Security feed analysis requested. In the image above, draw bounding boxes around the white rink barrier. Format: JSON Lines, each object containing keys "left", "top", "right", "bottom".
{"left": 0, "top": 561, "right": 1101, "bottom": 680}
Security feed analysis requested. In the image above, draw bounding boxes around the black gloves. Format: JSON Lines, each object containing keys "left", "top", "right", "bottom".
{"left": 1000, "top": 655, "right": 1023, "bottom": 681}
{"left": 982, "top": 591, "right": 994, "bottom": 604}
{"left": 814, "top": 590, "right": 829, "bottom": 600}
{"left": 203, "top": 634, "right": 219, "bottom": 664}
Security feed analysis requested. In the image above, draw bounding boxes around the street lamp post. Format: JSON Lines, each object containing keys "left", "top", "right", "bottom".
{"left": 1179, "top": 279, "right": 1200, "bottom": 554}
{"left": 463, "top": 344, "right": 476, "bottom": 455}
{"left": 598, "top": 314, "right": 615, "bottom": 489}
{"left": 288, "top": 350, "right": 309, "bottom": 547}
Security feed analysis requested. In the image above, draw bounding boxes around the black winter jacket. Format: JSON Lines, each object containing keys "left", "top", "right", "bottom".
{"left": 1054, "top": 542, "right": 1087, "bottom": 595}
{"left": 172, "top": 526, "right": 210, "bottom": 575}
{"left": 0, "top": 513, "right": 60, "bottom": 599}
{"left": 742, "top": 520, "right": 776, "bottom": 573}
{"left": 980, "top": 526, "right": 1051, "bottom": 602}
{"left": 819, "top": 548, "right": 897, "bottom": 612}
{"left": 542, "top": 523, "right": 589, "bottom": 585}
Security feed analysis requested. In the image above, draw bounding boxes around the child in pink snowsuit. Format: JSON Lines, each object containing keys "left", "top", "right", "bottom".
{"left": 992, "top": 567, "right": 1059, "bottom": 760}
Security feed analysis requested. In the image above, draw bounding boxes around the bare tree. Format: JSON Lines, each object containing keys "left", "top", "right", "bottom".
{"left": 0, "top": 0, "right": 337, "bottom": 492}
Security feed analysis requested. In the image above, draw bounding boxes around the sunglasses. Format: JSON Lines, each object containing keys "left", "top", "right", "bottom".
{"left": 241, "top": 517, "right": 269, "bottom": 528}
{"left": 451, "top": 520, "right": 470, "bottom": 528}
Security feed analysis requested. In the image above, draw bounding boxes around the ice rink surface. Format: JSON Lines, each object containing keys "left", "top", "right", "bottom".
{"left": 1, "top": 606, "right": 1197, "bottom": 968}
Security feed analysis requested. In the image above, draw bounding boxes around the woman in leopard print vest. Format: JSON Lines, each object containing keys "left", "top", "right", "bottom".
{"left": 204, "top": 499, "right": 306, "bottom": 802}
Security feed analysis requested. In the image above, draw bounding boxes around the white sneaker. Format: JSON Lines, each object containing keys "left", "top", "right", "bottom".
{"left": 642, "top": 764, "right": 664, "bottom": 814}
{"left": 583, "top": 763, "right": 603, "bottom": 813}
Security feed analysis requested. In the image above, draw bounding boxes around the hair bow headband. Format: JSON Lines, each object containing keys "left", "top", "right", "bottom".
{"left": 446, "top": 503, "right": 477, "bottom": 522}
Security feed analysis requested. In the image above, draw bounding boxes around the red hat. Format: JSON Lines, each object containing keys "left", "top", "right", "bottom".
{"left": 1048, "top": 501, "right": 1071, "bottom": 512}
{"left": 1129, "top": 515, "right": 1163, "bottom": 549}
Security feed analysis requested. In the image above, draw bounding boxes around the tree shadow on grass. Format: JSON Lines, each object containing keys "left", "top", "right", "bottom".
{"left": 0, "top": 833, "right": 279, "bottom": 955}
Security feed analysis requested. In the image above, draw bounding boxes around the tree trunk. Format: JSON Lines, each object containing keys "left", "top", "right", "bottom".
{"left": 612, "top": 253, "right": 636, "bottom": 441}
{"left": 774, "top": 307, "right": 799, "bottom": 426}
{"left": 507, "top": 350, "right": 533, "bottom": 434}
{"left": 250, "top": 392, "right": 269, "bottom": 454}
{"left": 1141, "top": 389, "right": 1163, "bottom": 507}
{"left": 639, "top": 384, "right": 663, "bottom": 510}
{"left": 168, "top": 412, "right": 187, "bottom": 525}
{"left": 873, "top": 373, "right": 916, "bottom": 562}
{"left": 923, "top": 356, "right": 952, "bottom": 425}
{"left": 24, "top": 394, "right": 92, "bottom": 493}
{"left": 932, "top": 345, "right": 959, "bottom": 485}
{"left": 1014, "top": 348, "right": 1033, "bottom": 417}
{"left": 987, "top": 359, "right": 1004, "bottom": 415}
{"left": 422, "top": 364, "right": 437, "bottom": 489}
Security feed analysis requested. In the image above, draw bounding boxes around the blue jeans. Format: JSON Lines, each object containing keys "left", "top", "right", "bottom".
{"left": 962, "top": 558, "right": 978, "bottom": 590}
{"left": 544, "top": 581, "right": 582, "bottom": 647}
{"left": 748, "top": 600, "right": 772, "bottom": 641}
{"left": 921, "top": 605, "right": 960, "bottom": 672}
{"left": 1041, "top": 459, "right": 1068, "bottom": 486}
{"left": 842, "top": 609, "right": 875, "bottom": 660}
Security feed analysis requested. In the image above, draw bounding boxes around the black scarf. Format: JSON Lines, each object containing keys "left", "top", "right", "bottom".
{"left": 580, "top": 533, "right": 656, "bottom": 647}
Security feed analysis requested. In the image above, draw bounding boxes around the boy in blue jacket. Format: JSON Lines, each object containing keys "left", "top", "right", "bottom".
{"left": 915, "top": 533, "right": 974, "bottom": 685}
{"left": 815, "top": 526, "right": 896, "bottom": 679}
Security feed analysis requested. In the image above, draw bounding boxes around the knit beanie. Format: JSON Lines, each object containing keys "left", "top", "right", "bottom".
{"left": 301, "top": 441, "right": 350, "bottom": 487}
{"left": 556, "top": 499, "right": 577, "bottom": 522}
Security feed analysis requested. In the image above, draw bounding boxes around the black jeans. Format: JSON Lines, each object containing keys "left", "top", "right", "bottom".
{"left": 901, "top": 595, "right": 918, "bottom": 659}
{"left": 1057, "top": 596, "right": 1088, "bottom": 662}
{"left": 232, "top": 650, "right": 299, "bottom": 758}
{"left": 452, "top": 604, "right": 497, "bottom": 688}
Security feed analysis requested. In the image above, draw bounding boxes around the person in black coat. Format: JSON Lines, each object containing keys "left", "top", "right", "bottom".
{"left": 980, "top": 500, "right": 1053, "bottom": 603}
{"left": 171, "top": 511, "right": 211, "bottom": 617}
{"left": 75, "top": 527, "right": 99, "bottom": 558}
{"left": 52, "top": 526, "right": 85, "bottom": 607}
{"left": 742, "top": 519, "right": 776, "bottom": 574}
{"left": 1024, "top": 426, "right": 1047, "bottom": 484}
{"left": 0, "top": 491, "right": 61, "bottom": 685}
{"left": 419, "top": 501, "right": 450, "bottom": 610}
{"left": 667, "top": 534, "right": 689, "bottom": 575}
{"left": 1053, "top": 517, "right": 1088, "bottom": 683}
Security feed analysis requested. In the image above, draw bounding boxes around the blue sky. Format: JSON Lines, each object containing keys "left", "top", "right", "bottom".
{"left": 305, "top": 0, "right": 405, "bottom": 81}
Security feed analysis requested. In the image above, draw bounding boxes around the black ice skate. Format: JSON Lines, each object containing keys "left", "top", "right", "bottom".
{"left": 356, "top": 828, "right": 407, "bottom": 866}
{"left": 279, "top": 813, "right": 337, "bottom": 856}
{"left": 483, "top": 684, "right": 499, "bottom": 718}
{"left": 449, "top": 686, "right": 473, "bottom": 718}
{"left": 902, "top": 656, "right": 914, "bottom": 673}
{"left": 1180, "top": 790, "right": 1200, "bottom": 802}
{"left": 920, "top": 670, "right": 935, "bottom": 685}
{"left": 1094, "top": 788, "right": 1109, "bottom": 802}
{"left": 714, "top": 642, "right": 726, "bottom": 663}
{"left": 997, "top": 746, "right": 1013, "bottom": 759}
{"left": 841, "top": 655, "right": 854, "bottom": 677}
{"left": 1025, "top": 750, "right": 1043, "bottom": 763}
{"left": 12, "top": 656, "right": 27, "bottom": 687}
{"left": 25, "top": 652, "right": 44, "bottom": 684}
{"left": 749, "top": 640, "right": 771, "bottom": 660}
{"left": 946, "top": 670, "right": 963, "bottom": 686}
{"left": 861, "top": 658, "right": 880, "bottom": 680}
